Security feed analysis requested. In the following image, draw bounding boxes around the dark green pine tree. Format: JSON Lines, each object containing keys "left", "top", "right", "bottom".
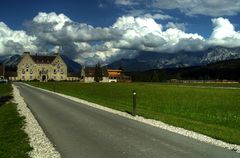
{"left": 94, "top": 63, "right": 103, "bottom": 82}
{"left": 151, "top": 70, "right": 159, "bottom": 82}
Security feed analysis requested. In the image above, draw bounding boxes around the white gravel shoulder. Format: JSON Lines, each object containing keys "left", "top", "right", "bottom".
{"left": 12, "top": 84, "right": 61, "bottom": 158}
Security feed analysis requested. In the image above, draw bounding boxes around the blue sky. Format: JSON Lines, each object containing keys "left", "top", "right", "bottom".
{"left": 0, "top": 0, "right": 119, "bottom": 28}
{"left": 1, "top": 0, "right": 239, "bottom": 37}
{"left": 0, "top": 0, "right": 240, "bottom": 65}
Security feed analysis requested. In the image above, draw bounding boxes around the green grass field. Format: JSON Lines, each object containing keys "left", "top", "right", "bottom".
{"left": 29, "top": 82, "right": 240, "bottom": 145}
{"left": 0, "top": 83, "right": 32, "bottom": 158}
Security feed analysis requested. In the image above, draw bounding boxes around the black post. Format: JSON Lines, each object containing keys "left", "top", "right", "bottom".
{"left": 2, "top": 62, "right": 5, "bottom": 78}
{"left": 53, "top": 82, "right": 56, "bottom": 92}
{"left": 132, "top": 91, "right": 137, "bottom": 116}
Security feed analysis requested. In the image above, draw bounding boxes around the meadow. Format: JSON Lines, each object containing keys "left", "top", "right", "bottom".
{"left": 29, "top": 82, "right": 240, "bottom": 145}
{"left": 0, "top": 83, "right": 32, "bottom": 157}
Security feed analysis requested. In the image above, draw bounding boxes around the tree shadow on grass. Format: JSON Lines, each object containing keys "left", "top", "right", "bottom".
{"left": 0, "top": 96, "right": 13, "bottom": 107}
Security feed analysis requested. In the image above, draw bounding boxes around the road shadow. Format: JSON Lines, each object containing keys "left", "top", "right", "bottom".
{"left": 125, "top": 110, "right": 133, "bottom": 115}
{"left": 0, "top": 96, "right": 13, "bottom": 107}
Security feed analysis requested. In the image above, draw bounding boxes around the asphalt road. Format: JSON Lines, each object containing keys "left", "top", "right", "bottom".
{"left": 15, "top": 82, "right": 239, "bottom": 158}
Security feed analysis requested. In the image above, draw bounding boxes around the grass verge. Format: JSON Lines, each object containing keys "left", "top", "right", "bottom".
{"left": 28, "top": 81, "right": 240, "bottom": 145}
{"left": 0, "top": 83, "right": 32, "bottom": 158}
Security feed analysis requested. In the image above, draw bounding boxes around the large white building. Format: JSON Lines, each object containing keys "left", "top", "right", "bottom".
{"left": 13, "top": 52, "right": 79, "bottom": 81}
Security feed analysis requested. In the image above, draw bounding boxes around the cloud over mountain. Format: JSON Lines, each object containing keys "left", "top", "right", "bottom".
{"left": 0, "top": 12, "right": 240, "bottom": 65}
{"left": 111, "top": 16, "right": 204, "bottom": 52}
{"left": 0, "top": 22, "right": 37, "bottom": 55}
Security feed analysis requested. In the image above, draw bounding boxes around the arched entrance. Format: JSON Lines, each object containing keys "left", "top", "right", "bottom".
{"left": 42, "top": 75, "right": 46, "bottom": 82}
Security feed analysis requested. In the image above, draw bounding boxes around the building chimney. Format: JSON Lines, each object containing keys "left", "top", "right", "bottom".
{"left": 23, "top": 52, "right": 30, "bottom": 55}
{"left": 2, "top": 62, "right": 5, "bottom": 77}
{"left": 53, "top": 52, "right": 59, "bottom": 56}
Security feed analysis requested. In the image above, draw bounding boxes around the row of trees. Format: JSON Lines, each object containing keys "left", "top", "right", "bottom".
{"left": 94, "top": 63, "right": 103, "bottom": 82}
{"left": 127, "top": 59, "right": 240, "bottom": 82}
{"left": 128, "top": 68, "right": 240, "bottom": 82}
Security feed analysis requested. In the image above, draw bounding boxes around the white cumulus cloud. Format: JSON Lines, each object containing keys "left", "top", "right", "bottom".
{"left": 111, "top": 16, "right": 204, "bottom": 52}
{"left": 33, "top": 12, "right": 72, "bottom": 30}
{"left": 166, "top": 22, "right": 187, "bottom": 31}
{"left": 28, "top": 12, "right": 117, "bottom": 45}
{"left": 208, "top": 17, "right": 240, "bottom": 47}
{"left": 1, "top": 12, "right": 240, "bottom": 66}
{"left": 0, "top": 22, "right": 37, "bottom": 55}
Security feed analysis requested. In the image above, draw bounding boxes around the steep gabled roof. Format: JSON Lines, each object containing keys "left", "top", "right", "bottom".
{"left": 84, "top": 67, "right": 95, "bottom": 77}
{"left": 30, "top": 55, "right": 56, "bottom": 64}
{"left": 107, "top": 69, "right": 122, "bottom": 77}
{"left": 84, "top": 67, "right": 108, "bottom": 77}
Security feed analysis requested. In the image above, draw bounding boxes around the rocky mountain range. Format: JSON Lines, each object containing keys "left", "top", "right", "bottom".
{"left": 108, "top": 47, "right": 240, "bottom": 71}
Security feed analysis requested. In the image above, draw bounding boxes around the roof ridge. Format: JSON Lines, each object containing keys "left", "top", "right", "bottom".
{"left": 30, "top": 55, "right": 57, "bottom": 64}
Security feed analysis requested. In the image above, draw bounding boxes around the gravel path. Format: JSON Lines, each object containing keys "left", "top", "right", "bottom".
{"left": 13, "top": 84, "right": 61, "bottom": 158}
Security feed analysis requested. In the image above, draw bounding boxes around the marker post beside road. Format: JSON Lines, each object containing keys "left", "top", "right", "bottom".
{"left": 132, "top": 91, "right": 137, "bottom": 116}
